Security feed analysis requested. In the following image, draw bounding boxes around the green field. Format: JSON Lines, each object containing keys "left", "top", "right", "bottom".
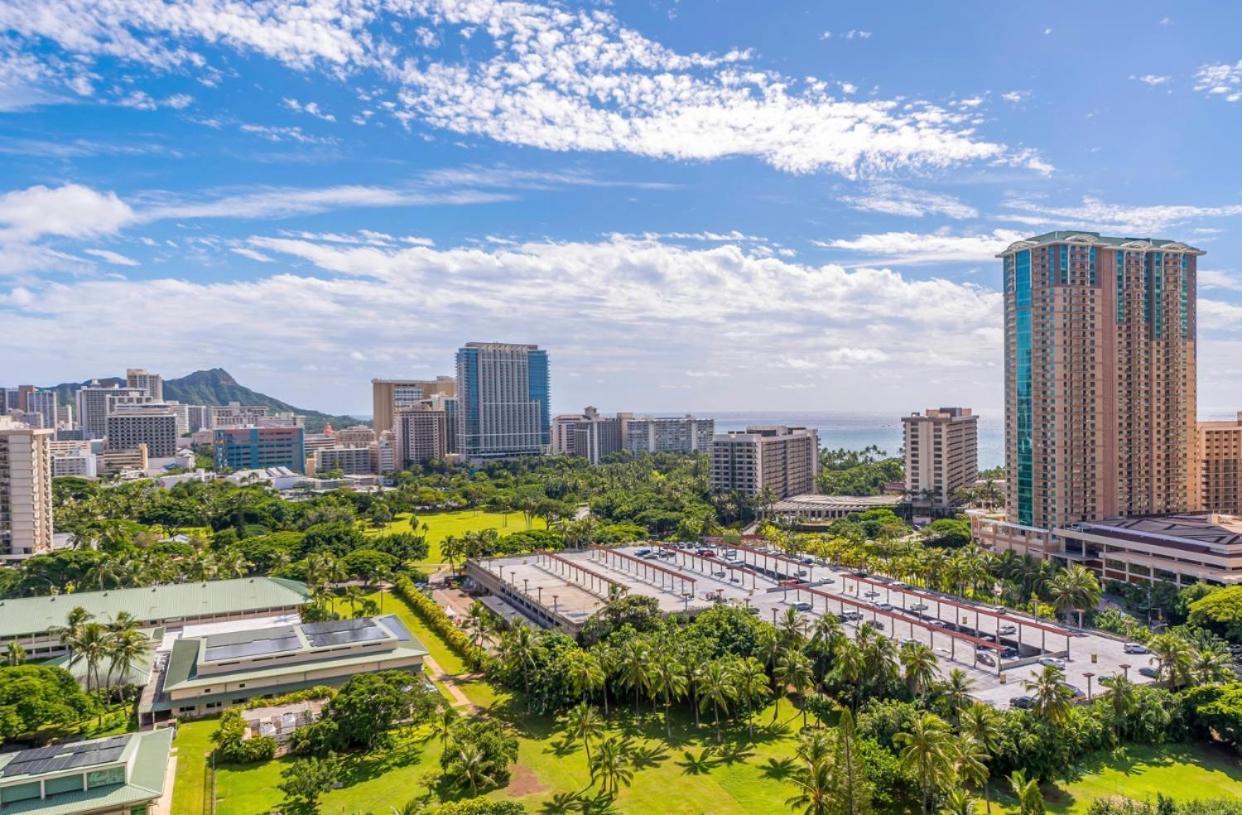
{"left": 176, "top": 587, "right": 1242, "bottom": 815}
{"left": 1037, "top": 743, "right": 1242, "bottom": 813}
{"left": 171, "top": 719, "right": 216, "bottom": 815}
{"left": 366, "top": 509, "right": 545, "bottom": 567}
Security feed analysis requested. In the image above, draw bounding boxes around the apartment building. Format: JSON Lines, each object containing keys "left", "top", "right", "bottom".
{"left": 335, "top": 425, "right": 377, "bottom": 447}
{"left": 0, "top": 417, "right": 54, "bottom": 558}
{"left": 396, "top": 404, "right": 449, "bottom": 468}
{"left": 456, "top": 342, "right": 549, "bottom": 460}
{"left": 23, "top": 389, "right": 56, "bottom": 429}
{"left": 553, "top": 406, "right": 628, "bottom": 464}
{"left": 371, "top": 376, "right": 456, "bottom": 436}
{"left": 126, "top": 367, "right": 164, "bottom": 401}
{"left": 213, "top": 427, "right": 306, "bottom": 472}
{"left": 1000, "top": 232, "right": 1200, "bottom": 529}
{"left": 710, "top": 425, "right": 820, "bottom": 499}
{"left": 315, "top": 445, "right": 375, "bottom": 475}
{"left": 106, "top": 408, "right": 178, "bottom": 457}
{"left": 625, "top": 415, "right": 714, "bottom": 455}
{"left": 76, "top": 384, "right": 147, "bottom": 439}
{"left": 98, "top": 444, "right": 148, "bottom": 476}
{"left": 903, "top": 407, "right": 979, "bottom": 508}
{"left": 209, "top": 403, "right": 271, "bottom": 428}
{"left": 1196, "top": 413, "right": 1242, "bottom": 515}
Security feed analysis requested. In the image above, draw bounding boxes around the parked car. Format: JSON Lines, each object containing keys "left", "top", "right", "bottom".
{"left": 975, "top": 650, "right": 997, "bottom": 667}
{"left": 998, "top": 624, "right": 1017, "bottom": 635}
{"left": 1124, "top": 642, "right": 1149, "bottom": 654}
{"left": 1038, "top": 656, "right": 1067, "bottom": 669}
{"left": 865, "top": 619, "right": 884, "bottom": 631}
{"left": 876, "top": 603, "right": 895, "bottom": 612}
{"left": 910, "top": 603, "right": 929, "bottom": 612}
{"left": 1000, "top": 647, "right": 1019, "bottom": 659}
{"left": 1010, "top": 695, "right": 1036, "bottom": 710}
{"left": 864, "top": 590, "right": 881, "bottom": 599}
{"left": 635, "top": 548, "right": 653, "bottom": 558}
{"left": 1138, "top": 666, "right": 1160, "bottom": 679}
{"left": 792, "top": 601, "right": 813, "bottom": 612}
{"left": 838, "top": 611, "right": 864, "bottom": 622}
{"left": 712, "top": 570, "right": 727, "bottom": 578}
{"left": 1061, "top": 683, "right": 1086, "bottom": 699}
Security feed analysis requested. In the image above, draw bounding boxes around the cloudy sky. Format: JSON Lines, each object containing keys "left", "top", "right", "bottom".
{"left": 1, "top": 0, "right": 1241, "bottom": 418}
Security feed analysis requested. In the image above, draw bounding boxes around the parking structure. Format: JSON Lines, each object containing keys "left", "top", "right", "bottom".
{"left": 467, "top": 542, "right": 1158, "bottom": 707}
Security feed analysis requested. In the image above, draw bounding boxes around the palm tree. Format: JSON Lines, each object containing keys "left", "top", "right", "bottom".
{"left": 1099, "top": 674, "right": 1136, "bottom": 742}
{"left": 895, "top": 712, "right": 957, "bottom": 815}
{"left": 940, "top": 789, "right": 977, "bottom": 815}
{"left": 1008, "top": 770, "right": 1044, "bottom": 815}
{"left": 807, "top": 613, "right": 844, "bottom": 683}
{"left": 464, "top": 602, "right": 490, "bottom": 648}
{"left": 5, "top": 640, "right": 25, "bottom": 666}
{"left": 499, "top": 626, "right": 538, "bottom": 709}
{"left": 953, "top": 737, "right": 989, "bottom": 815}
{"left": 55, "top": 606, "right": 93, "bottom": 662}
{"left": 564, "top": 649, "right": 606, "bottom": 705}
{"left": 940, "top": 669, "right": 976, "bottom": 722}
{"left": 786, "top": 754, "right": 833, "bottom": 815}
{"left": 559, "top": 703, "right": 604, "bottom": 769}
{"left": 733, "top": 657, "right": 770, "bottom": 740}
{"left": 105, "top": 626, "right": 150, "bottom": 701}
{"left": 647, "top": 655, "right": 688, "bottom": 739}
{"left": 697, "top": 660, "right": 736, "bottom": 740}
{"left": 779, "top": 607, "right": 808, "bottom": 647}
{"left": 1189, "top": 642, "right": 1234, "bottom": 685}
{"left": 616, "top": 639, "right": 653, "bottom": 715}
{"left": 900, "top": 641, "right": 939, "bottom": 699}
{"left": 1047, "top": 565, "right": 1101, "bottom": 627}
{"left": 1147, "top": 632, "right": 1193, "bottom": 689}
{"left": 431, "top": 705, "right": 456, "bottom": 750}
{"left": 776, "top": 650, "right": 816, "bottom": 727}
{"left": 589, "top": 736, "right": 633, "bottom": 796}
{"left": 958, "top": 703, "right": 1001, "bottom": 813}
{"left": 449, "top": 741, "right": 495, "bottom": 795}
{"left": 1023, "top": 665, "right": 1072, "bottom": 723}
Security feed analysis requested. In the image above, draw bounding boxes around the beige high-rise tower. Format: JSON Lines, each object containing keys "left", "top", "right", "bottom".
{"left": 1195, "top": 413, "right": 1242, "bottom": 514}
{"left": 1000, "top": 232, "right": 1200, "bottom": 529}
{"left": 0, "top": 416, "right": 54, "bottom": 558}
{"left": 371, "top": 377, "right": 456, "bottom": 436}
{"left": 903, "top": 407, "right": 978, "bottom": 508}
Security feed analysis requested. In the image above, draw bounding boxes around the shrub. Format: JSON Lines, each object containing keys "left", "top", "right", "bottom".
{"left": 393, "top": 575, "right": 493, "bottom": 672}
{"left": 211, "top": 710, "right": 277, "bottom": 763}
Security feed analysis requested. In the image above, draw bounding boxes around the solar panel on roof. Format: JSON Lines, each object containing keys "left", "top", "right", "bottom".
{"left": 203, "top": 626, "right": 301, "bottom": 661}
{"left": 303, "top": 618, "right": 389, "bottom": 648}
{"left": 0, "top": 736, "right": 128, "bottom": 777}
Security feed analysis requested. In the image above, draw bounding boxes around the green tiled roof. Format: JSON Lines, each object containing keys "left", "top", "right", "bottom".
{"left": 1, "top": 728, "right": 172, "bottom": 815}
{"left": 0, "top": 577, "right": 310, "bottom": 638}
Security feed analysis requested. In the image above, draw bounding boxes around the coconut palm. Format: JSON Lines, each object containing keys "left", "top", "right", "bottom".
{"left": 616, "top": 638, "right": 653, "bottom": 715}
{"left": 779, "top": 607, "right": 808, "bottom": 647}
{"left": 1099, "top": 674, "right": 1136, "bottom": 742}
{"left": 1023, "top": 665, "right": 1073, "bottom": 723}
{"left": 564, "top": 649, "right": 606, "bottom": 705}
{"left": 697, "top": 660, "right": 736, "bottom": 739}
{"left": 499, "top": 625, "right": 538, "bottom": 709}
{"left": 953, "top": 736, "right": 990, "bottom": 814}
{"left": 559, "top": 702, "right": 605, "bottom": 769}
{"left": 1008, "top": 770, "right": 1044, "bottom": 815}
{"left": 940, "top": 789, "right": 977, "bottom": 815}
{"left": 589, "top": 736, "right": 633, "bottom": 796}
{"left": 105, "top": 626, "right": 150, "bottom": 700}
{"left": 1147, "top": 632, "right": 1194, "bottom": 688}
{"left": 464, "top": 602, "right": 491, "bottom": 648}
{"left": 5, "top": 640, "right": 26, "bottom": 667}
{"left": 647, "top": 654, "right": 687, "bottom": 739}
{"left": 1189, "top": 642, "right": 1234, "bottom": 685}
{"left": 448, "top": 741, "right": 495, "bottom": 796}
{"left": 940, "top": 669, "right": 976, "bottom": 722}
{"left": 895, "top": 712, "right": 957, "bottom": 815}
{"left": 900, "top": 641, "right": 939, "bottom": 699}
{"left": 807, "top": 613, "right": 844, "bottom": 682}
{"left": 1047, "top": 565, "right": 1101, "bottom": 627}
{"left": 431, "top": 705, "right": 456, "bottom": 749}
{"left": 733, "top": 656, "right": 770, "bottom": 740}
{"left": 776, "top": 650, "right": 816, "bottom": 727}
{"left": 786, "top": 753, "right": 833, "bottom": 815}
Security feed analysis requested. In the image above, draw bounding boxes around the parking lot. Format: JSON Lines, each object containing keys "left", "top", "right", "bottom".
{"left": 469, "top": 543, "right": 1158, "bottom": 707}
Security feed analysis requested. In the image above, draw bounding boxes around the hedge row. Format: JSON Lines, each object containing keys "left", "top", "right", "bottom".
{"left": 393, "top": 575, "right": 493, "bottom": 673}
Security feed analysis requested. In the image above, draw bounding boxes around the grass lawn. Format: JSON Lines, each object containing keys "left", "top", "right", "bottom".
{"left": 1035, "top": 743, "right": 1242, "bottom": 813}
{"left": 170, "top": 719, "right": 218, "bottom": 815}
{"left": 365, "top": 509, "right": 544, "bottom": 567}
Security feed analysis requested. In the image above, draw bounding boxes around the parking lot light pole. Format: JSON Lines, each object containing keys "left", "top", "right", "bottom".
{"left": 1084, "top": 672, "right": 1095, "bottom": 700}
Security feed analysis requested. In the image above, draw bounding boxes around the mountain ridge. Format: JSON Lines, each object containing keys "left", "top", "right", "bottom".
{"left": 41, "top": 368, "right": 364, "bottom": 433}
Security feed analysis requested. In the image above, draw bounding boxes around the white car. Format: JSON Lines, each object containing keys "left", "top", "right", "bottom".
{"left": 1038, "top": 656, "right": 1067, "bottom": 669}
{"left": 1123, "top": 642, "right": 1149, "bottom": 654}
{"left": 998, "top": 624, "right": 1017, "bottom": 635}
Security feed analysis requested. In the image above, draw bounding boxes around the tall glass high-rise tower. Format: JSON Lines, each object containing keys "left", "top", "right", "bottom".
{"left": 1000, "top": 232, "right": 1200, "bottom": 529}
{"left": 456, "top": 342, "right": 550, "bottom": 460}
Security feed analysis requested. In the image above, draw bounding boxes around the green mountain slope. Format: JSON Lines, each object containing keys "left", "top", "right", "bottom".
{"left": 43, "top": 369, "right": 363, "bottom": 433}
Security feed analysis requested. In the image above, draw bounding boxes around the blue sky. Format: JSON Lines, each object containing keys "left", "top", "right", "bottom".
{"left": 1, "top": 0, "right": 1240, "bottom": 418}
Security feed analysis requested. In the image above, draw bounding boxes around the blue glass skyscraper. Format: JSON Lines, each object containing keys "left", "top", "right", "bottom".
{"left": 455, "top": 342, "right": 550, "bottom": 460}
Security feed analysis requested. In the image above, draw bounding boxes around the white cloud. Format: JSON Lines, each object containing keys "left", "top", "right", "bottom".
{"left": 282, "top": 97, "right": 336, "bottom": 122}
{"left": 83, "top": 248, "right": 139, "bottom": 266}
{"left": 1195, "top": 61, "right": 1242, "bottom": 102}
{"left": 230, "top": 246, "right": 274, "bottom": 263}
{"left": 0, "top": 0, "right": 1044, "bottom": 178}
{"left": 814, "top": 229, "right": 1026, "bottom": 265}
{"left": 0, "top": 184, "right": 134, "bottom": 241}
{"left": 1133, "top": 74, "right": 1171, "bottom": 87}
{"left": 238, "top": 123, "right": 338, "bottom": 145}
{"left": 1, "top": 235, "right": 1005, "bottom": 411}
{"left": 1199, "top": 298, "right": 1242, "bottom": 330}
{"left": 114, "top": 90, "right": 193, "bottom": 110}
{"left": 1000, "top": 90, "right": 1029, "bottom": 103}
{"left": 1003, "top": 195, "right": 1242, "bottom": 234}
{"left": 1200, "top": 270, "right": 1242, "bottom": 292}
{"left": 842, "top": 182, "right": 978, "bottom": 219}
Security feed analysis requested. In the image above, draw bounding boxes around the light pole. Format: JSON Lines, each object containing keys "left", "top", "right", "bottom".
{"left": 1084, "top": 672, "right": 1096, "bottom": 700}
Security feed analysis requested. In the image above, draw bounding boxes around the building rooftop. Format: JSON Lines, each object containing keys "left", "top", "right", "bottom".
{"left": 1073, "top": 513, "right": 1242, "bottom": 549}
{"left": 0, "top": 729, "right": 172, "bottom": 815}
{"left": 770, "top": 494, "right": 902, "bottom": 510}
{"left": 0, "top": 577, "right": 310, "bottom": 639}
{"left": 162, "top": 614, "right": 427, "bottom": 694}
{"left": 998, "top": 231, "right": 1203, "bottom": 257}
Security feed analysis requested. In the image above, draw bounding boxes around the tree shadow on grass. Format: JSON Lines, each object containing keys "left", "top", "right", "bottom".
{"left": 336, "top": 739, "right": 426, "bottom": 786}
{"left": 540, "top": 790, "right": 585, "bottom": 815}
{"left": 676, "top": 747, "right": 723, "bottom": 776}
{"left": 548, "top": 736, "right": 579, "bottom": 757}
{"left": 577, "top": 790, "right": 621, "bottom": 815}
{"left": 627, "top": 742, "right": 669, "bottom": 770}
{"left": 760, "top": 756, "right": 798, "bottom": 781}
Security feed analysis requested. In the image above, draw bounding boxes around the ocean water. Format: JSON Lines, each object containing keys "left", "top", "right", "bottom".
{"left": 709, "top": 411, "right": 1004, "bottom": 469}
